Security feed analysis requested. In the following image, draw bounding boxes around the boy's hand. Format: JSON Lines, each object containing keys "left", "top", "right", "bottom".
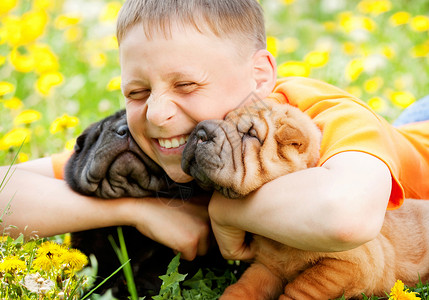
{"left": 208, "top": 192, "right": 255, "bottom": 261}
{"left": 129, "top": 195, "right": 212, "bottom": 261}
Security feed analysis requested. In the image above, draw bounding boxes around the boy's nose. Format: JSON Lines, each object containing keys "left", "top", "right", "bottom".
{"left": 146, "top": 96, "right": 177, "bottom": 126}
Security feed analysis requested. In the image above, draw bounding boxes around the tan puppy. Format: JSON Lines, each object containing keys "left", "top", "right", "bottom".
{"left": 182, "top": 100, "right": 321, "bottom": 198}
{"left": 182, "top": 101, "right": 429, "bottom": 299}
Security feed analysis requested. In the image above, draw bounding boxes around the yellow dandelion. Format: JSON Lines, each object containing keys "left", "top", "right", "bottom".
{"left": 35, "top": 71, "right": 64, "bottom": 96}
{"left": 266, "top": 36, "right": 278, "bottom": 58}
{"left": 61, "top": 249, "right": 88, "bottom": 272}
{"left": 282, "top": 0, "right": 295, "bottom": 4}
{"left": 389, "top": 280, "right": 421, "bottom": 300}
{"left": 338, "top": 12, "right": 355, "bottom": 33}
{"left": 0, "top": 15, "right": 22, "bottom": 46}
{"left": 357, "top": 0, "right": 392, "bottom": 16}
{"left": 304, "top": 50, "right": 330, "bottom": 68}
{"left": 361, "top": 16, "right": 377, "bottom": 32}
{"left": 0, "top": 81, "right": 15, "bottom": 96}
{"left": 37, "top": 241, "right": 67, "bottom": 257}
{"left": 345, "top": 57, "right": 365, "bottom": 81}
{"left": 0, "top": 256, "right": 26, "bottom": 273}
{"left": 65, "top": 138, "right": 76, "bottom": 151}
{"left": 323, "top": 21, "right": 336, "bottom": 32}
{"left": 410, "top": 15, "right": 429, "bottom": 32}
{"left": 32, "top": 254, "right": 57, "bottom": 271}
{"left": 19, "top": 9, "right": 49, "bottom": 44}
{"left": 89, "top": 52, "right": 107, "bottom": 68}
{"left": 99, "top": 1, "right": 122, "bottom": 23}
{"left": 30, "top": 43, "right": 59, "bottom": 74}
{"left": 62, "top": 233, "right": 72, "bottom": 247}
{"left": 2, "top": 97, "right": 23, "bottom": 110}
{"left": 338, "top": 13, "right": 376, "bottom": 33}
{"left": 18, "top": 152, "right": 30, "bottom": 163}
{"left": 389, "top": 11, "right": 410, "bottom": 26}
{"left": 33, "top": 241, "right": 67, "bottom": 271}
{"left": 64, "top": 26, "right": 83, "bottom": 42}
{"left": 0, "top": 128, "right": 31, "bottom": 150}
{"left": 277, "top": 61, "right": 310, "bottom": 77}
{"left": 411, "top": 42, "right": 429, "bottom": 58}
{"left": 50, "top": 114, "right": 79, "bottom": 134}
{"left": 342, "top": 42, "right": 357, "bottom": 56}
{"left": 13, "top": 109, "right": 42, "bottom": 126}
{"left": 0, "top": 55, "right": 6, "bottom": 66}
{"left": 368, "top": 96, "right": 386, "bottom": 112}
{"left": 107, "top": 76, "right": 122, "bottom": 91}
{"left": 381, "top": 45, "right": 395, "bottom": 59}
{"left": 33, "top": 0, "right": 56, "bottom": 10}
{"left": 10, "top": 46, "right": 35, "bottom": 73}
{"left": 54, "top": 14, "right": 81, "bottom": 30}
{"left": 390, "top": 91, "right": 416, "bottom": 109}
{"left": 0, "top": 0, "right": 18, "bottom": 15}
{"left": 364, "top": 77, "right": 384, "bottom": 94}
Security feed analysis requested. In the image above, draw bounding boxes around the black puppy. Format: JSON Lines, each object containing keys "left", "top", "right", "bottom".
{"left": 64, "top": 110, "right": 226, "bottom": 298}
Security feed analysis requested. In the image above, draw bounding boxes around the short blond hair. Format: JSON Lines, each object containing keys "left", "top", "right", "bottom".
{"left": 116, "top": 0, "right": 266, "bottom": 52}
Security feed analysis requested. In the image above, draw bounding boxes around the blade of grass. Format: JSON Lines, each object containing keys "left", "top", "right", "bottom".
{"left": 0, "top": 139, "right": 24, "bottom": 192}
{"left": 80, "top": 259, "right": 131, "bottom": 300}
{"left": 108, "top": 227, "right": 139, "bottom": 300}
{"left": 0, "top": 191, "right": 15, "bottom": 223}
{"left": 66, "top": 274, "right": 86, "bottom": 299}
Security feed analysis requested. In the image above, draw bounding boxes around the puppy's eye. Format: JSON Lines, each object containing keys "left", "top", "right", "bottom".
{"left": 244, "top": 126, "right": 262, "bottom": 144}
{"left": 248, "top": 128, "right": 258, "bottom": 138}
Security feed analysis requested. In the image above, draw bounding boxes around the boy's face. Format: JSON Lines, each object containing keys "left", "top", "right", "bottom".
{"left": 120, "top": 23, "right": 260, "bottom": 182}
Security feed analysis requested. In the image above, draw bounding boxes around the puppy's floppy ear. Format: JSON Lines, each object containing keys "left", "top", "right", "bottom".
{"left": 73, "top": 122, "right": 101, "bottom": 153}
{"left": 275, "top": 119, "right": 308, "bottom": 154}
{"left": 74, "top": 133, "right": 86, "bottom": 153}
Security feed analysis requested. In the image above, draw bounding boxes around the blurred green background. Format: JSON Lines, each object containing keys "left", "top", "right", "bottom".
{"left": 1, "top": 0, "right": 429, "bottom": 165}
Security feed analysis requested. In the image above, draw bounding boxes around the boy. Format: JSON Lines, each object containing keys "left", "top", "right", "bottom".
{"left": 0, "top": 0, "right": 428, "bottom": 263}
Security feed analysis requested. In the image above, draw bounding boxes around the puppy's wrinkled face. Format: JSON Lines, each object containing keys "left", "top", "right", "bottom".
{"left": 65, "top": 110, "right": 168, "bottom": 198}
{"left": 182, "top": 101, "right": 321, "bottom": 198}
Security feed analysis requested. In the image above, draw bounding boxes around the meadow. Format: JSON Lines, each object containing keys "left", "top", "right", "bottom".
{"left": 1, "top": 0, "right": 429, "bottom": 299}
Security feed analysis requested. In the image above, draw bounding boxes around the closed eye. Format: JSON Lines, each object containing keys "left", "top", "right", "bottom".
{"left": 127, "top": 89, "right": 150, "bottom": 100}
{"left": 175, "top": 82, "right": 198, "bottom": 93}
{"left": 248, "top": 128, "right": 258, "bottom": 138}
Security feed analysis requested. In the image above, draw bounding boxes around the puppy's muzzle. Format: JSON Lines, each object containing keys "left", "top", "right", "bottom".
{"left": 182, "top": 120, "right": 220, "bottom": 173}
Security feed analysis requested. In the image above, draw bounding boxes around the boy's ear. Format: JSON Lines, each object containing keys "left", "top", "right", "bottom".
{"left": 252, "top": 49, "right": 277, "bottom": 99}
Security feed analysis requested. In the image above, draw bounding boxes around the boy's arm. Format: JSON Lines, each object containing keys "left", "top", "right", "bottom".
{"left": 208, "top": 151, "right": 392, "bottom": 259}
{"left": 0, "top": 158, "right": 210, "bottom": 261}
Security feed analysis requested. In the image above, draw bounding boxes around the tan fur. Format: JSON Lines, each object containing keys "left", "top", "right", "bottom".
{"left": 215, "top": 102, "right": 429, "bottom": 299}
{"left": 211, "top": 101, "right": 321, "bottom": 197}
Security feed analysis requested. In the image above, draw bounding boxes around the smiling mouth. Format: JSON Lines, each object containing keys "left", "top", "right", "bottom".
{"left": 158, "top": 135, "right": 189, "bottom": 149}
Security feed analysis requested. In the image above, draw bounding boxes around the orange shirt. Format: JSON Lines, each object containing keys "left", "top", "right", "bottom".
{"left": 52, "top": 77, "right": 429, "bottom": 209}
{"left": 266, "top": 77, "right": 429, "bottom": 209}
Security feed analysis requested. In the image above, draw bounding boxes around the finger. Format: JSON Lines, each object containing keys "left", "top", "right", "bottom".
{"left": 211, "top": 222, "right": 255, "bottom": 260}
{"left": 196, "top": 228, "right": 211, "bottom": 257}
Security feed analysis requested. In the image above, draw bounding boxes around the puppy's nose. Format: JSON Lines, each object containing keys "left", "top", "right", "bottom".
{"left": 115, "top": 124, "right": 129, "bottom": 137}
{"left": 196, "top": 128, "right": 208, "bottom": 143}
{"left": 195, "top": 120, "right": 221, "bottom": 143}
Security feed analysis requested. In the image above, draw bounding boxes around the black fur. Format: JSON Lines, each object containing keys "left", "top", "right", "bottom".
{"left": 64, "top": 110, "right": 228, "bottom": 298}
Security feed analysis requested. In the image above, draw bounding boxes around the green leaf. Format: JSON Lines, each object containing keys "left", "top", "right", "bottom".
{"left": 12, "top": 233, "right": 24, "bottom": 245}
{"left": 153, "top": 253, "right": 187, "bottom": 300}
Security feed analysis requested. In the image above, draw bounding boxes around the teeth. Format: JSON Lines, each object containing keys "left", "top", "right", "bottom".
{"left": 158, "top": 136, "right": 189, "bottom": 149}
